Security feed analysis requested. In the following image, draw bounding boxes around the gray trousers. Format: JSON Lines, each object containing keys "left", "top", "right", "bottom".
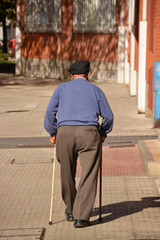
{"left": 56, "top": 125, "right": 101, "bottom": 220}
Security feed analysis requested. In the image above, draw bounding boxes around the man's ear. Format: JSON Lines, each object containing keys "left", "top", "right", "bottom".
{"left": 87, "top": 72, "right": 90, "bottom": 79}
{"left": 71, "top": 74, "right": 74, "bottom": 79}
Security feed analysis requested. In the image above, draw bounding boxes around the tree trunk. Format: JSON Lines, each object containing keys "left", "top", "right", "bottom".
{"left": 2, "top": 16, "right": 8, "bottom": 53}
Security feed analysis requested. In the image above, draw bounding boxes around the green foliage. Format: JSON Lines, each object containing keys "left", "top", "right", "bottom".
{"left": 0, "top": 0, "right": 16, "bottom": 22}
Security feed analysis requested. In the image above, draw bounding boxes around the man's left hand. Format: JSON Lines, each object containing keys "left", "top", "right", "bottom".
{"left": 50, "top": 136, "right": 56, "bottom": 144}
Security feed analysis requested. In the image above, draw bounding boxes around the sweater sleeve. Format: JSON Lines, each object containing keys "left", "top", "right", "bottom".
{"left": 98, "top": 89, "right": 114, "bottom": 136}
{"left": 44, "top": 87, "right": 60, "bottom": 136}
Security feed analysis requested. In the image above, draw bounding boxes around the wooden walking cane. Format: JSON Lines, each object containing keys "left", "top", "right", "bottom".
{"left": 49, "top": 144, "right": 56, "bottom": 225}
{"left": 99, "top": 142, "right": 102, "bottom": 222}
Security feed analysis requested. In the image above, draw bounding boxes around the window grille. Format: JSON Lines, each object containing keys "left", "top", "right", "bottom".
{"left": 73, "top": 0, "right": 117, "bottom": 33}
{"left": 24, "top": 0, "right": 61, "bottom": 33}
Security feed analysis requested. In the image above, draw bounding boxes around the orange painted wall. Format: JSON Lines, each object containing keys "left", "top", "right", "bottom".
{"left": 20, "top": 0, "right": 123, "bottom": 63}
{"left": 145, "top": 0, "right": 160, "bottom": 111}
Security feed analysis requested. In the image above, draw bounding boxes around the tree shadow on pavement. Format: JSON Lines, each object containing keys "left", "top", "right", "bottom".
{"left": 90, "top": 197, "right": 160, "bottom": 226}
{"left": 0, "top": 74, "right": 61, "bottom": 87}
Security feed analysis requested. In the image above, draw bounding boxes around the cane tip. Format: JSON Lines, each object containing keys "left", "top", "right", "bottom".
{"left": 49, "top": 221, "right": 52, "bottom": 225}
{"left": 99, "top": 217, "right": 102, "bottom": 222}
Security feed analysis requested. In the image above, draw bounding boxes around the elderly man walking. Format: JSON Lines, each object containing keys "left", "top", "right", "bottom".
{"left": 44, "top": 60, "right": 113, "bottom": 228}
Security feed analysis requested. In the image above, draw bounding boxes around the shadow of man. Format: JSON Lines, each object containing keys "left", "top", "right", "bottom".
{"left": 90, "top": 197, "right": 160, "bottom": 225}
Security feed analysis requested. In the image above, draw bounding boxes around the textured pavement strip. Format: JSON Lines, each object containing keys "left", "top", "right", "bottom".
{"left": 101, "top": 145, "right": 147, "bottom": 176}
{"left": 0, "top": 135, "right": 158, "bottom": 149}
{"left": 76, "top": 144, "right": 147, "bottom": 177}
{"left": 0, "top": 228, "right": 46, "bottom": 240}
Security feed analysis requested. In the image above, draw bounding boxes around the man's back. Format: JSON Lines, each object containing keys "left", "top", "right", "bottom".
{"left": 57, "top": 77, "right": 101, "bottom": 126}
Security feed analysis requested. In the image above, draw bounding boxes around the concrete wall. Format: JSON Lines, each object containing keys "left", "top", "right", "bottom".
{"left": 21, "top": 57, "right": 117, "bottom": 82}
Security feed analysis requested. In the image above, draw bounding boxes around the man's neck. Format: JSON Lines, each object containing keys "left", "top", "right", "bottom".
{"left": 73, "top": 75, "right": 87, "bottom": 80}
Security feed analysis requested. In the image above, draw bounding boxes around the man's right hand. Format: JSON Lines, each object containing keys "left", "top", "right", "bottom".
{"left": 101, "top": 135, "right": 106, "bottom": 143}
{"left": 50, "top": 136, "right": 56, "bottom": 144}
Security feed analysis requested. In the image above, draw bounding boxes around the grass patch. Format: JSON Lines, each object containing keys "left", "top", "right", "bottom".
{"left": 0, "top": 50, "right": 9, "bottom": 62}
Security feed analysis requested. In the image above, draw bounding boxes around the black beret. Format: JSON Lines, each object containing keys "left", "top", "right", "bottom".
{"left": 68, "top": 60, "right": 90, "bottom": 75}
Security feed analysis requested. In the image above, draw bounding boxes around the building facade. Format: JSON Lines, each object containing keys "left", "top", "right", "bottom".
{"left": 16, "top": 0, "right": 127, "bottom": 81}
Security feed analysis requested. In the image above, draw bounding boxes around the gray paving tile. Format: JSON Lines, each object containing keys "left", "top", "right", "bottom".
{"left": 0, "top": 77, "right": 160, "bottom": 239}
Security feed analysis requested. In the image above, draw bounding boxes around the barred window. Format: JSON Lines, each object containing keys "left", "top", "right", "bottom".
{"left": 24, "top": 0, "right": 61, "bottom": 33}
{"left": 73, "top": 0, "right": 117, "bottom": 33}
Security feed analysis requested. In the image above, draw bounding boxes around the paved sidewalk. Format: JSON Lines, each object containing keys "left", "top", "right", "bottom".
{"left": 0, "top": 73, "right": 160, "bottom": 240}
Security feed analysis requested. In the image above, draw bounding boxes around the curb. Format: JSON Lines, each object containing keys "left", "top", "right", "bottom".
{"left": 138, "top": 140, "right": 160, "bottom": 176}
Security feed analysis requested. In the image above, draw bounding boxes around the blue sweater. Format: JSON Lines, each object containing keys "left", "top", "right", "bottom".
{"left": 44, "top": 77, "right": 113, "bottom": 136}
